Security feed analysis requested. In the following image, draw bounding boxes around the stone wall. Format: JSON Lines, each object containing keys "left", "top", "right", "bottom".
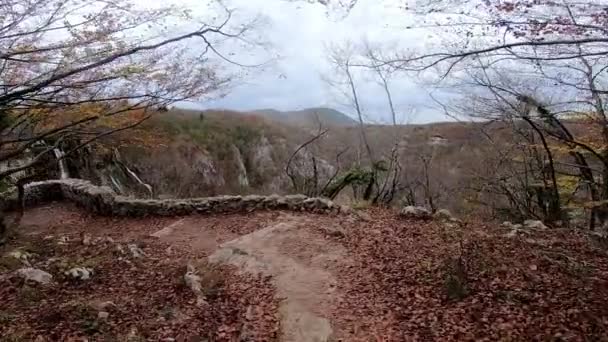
{"left": 2, "top": 178, "right": 345, "bottom": 217}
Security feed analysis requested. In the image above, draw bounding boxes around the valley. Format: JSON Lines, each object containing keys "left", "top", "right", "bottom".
{"left": 53, "top": 107, "right": 490, "bottom": 216}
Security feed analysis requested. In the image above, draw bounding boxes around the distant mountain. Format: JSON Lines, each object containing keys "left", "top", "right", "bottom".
{"left": 251, "top": 107, "right": 358, "bottom": 128}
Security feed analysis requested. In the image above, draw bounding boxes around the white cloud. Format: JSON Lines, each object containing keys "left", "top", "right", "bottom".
{"left": 141, "top": 0, "right": 450, "bottom": 123}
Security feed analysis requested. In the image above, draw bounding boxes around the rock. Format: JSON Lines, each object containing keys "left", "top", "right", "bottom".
{"left": 443, "top": 222, "right": 459, "bottom": 229}
{"left": 21, "top": 178, "right": 354, "bottom": 219}
{"left": 40, "top": 257, "right": 60, "bottom": 268}
{"left": 8, "top": 250, "right": 33, "bottom": 266}
{"left": 97, "top": 311, "right": 109, "bottom": 320}
{"left": 127, "top": 327, "right": 141, "bottom": 340}
{"left": 64, "top": 267, "right": 94, "bottom": 280}
{"left": 354, "top": 210, "right": 372, "bottom": 222}
{"left": 505, "top": 228, "right": 531, "bottom": 238}
{"left": 183, "top": 263, "right": 207, "bottom": 306}
{"left": 93, "top": 236, "right": 115, "bottom": 245}
{"left": 501, "top": 222, "right": 522, "bottom": 230}
{"left": 523, "top": 220, "right": 548, "bottom": 230}
{"left": 433, "top": 209, "right": 455, "bottom": 221}
{"left": 90, "top": 300, "right": 116, "bottom": 311}
{"left": 339, "top": 205, "right": 353, "bottom": 215}
{"left": 505, "top": 229, "right": 519, "bottom": 238}
{"left": 399, "top": 206, "right": 432, "bottom": 220}
{"left": 115, "top": 244, "right": 126, "bottom": 255}
{"left": 82, "top": 233, "right": 92, "bottom": 246}
{"left": 127, "top": 244, "right": 145, "bottom": 258}
{"left": 318, "top": 198, "right": 335, "bottom": 209}
{"left": 284, "top": 194, "right": 307, "bottom": 207}
{"left": 322, "top": 226, "right": 346, "bottom": 238}
{"left": 17, "top": 268, "right": 53, "bottom": 284}
{"left": 244, "top": 305, "right": 254, "bottom": 320}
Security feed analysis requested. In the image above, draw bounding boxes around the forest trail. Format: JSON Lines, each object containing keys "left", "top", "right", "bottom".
{"left": 153, "top": 213, "right": 351, "bottom": 342}
{"left": 4, "top": 203, "right": 608, "bottom": 341}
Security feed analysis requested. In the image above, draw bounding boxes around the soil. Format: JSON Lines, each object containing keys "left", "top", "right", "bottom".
{"left": 2, "top": 202, "right": 608, "bottom": 341}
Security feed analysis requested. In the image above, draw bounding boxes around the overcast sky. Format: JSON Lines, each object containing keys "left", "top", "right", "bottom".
{"left": 165, "top": 0, "right": 449, "bottom": 123}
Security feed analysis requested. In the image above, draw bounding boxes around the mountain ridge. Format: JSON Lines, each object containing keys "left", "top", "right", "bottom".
{"left": 250, "top": 107, "right": 358, "bottom": 128}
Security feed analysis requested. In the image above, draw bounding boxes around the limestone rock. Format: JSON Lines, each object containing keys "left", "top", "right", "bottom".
{"left": 115, "top": 244, "right": 126, "bottom": 255}
{"left": 183, "top": 263, "right": 207, "bottom": 306}
{"left": 523, "top": 220, "right": 548, "bottom": 230}
{"left": 354, "top": 210, "right": 372, "bottom": 222}
{"left": 82, "top": 233, "right": 92, "bottom": 246}
{"left": 501, "top": 222, "right": 523, "bottom": 230}
{"left": 17, "top": 268, "right": 53, "bottom": 284}
{"left": 505, "top": 229, "right": 519, "bottom": 238}
{"left": 399, "top": 206, "right": 432, "bottom": 220}
{"left": 8, "top": 250, "right": 33, "bottom": 266}
{"left": 434, "top": 209, "right": 455, "bottom": 221}
{"left": 20, "top": 178, "right": 357, "bottom": 218}
{"left": 127, "top": 244, "right": 146, "bottom": 258}
{"left": 90, "top": 300, "right": 116, "bottom": 311}
{"left": 64, "top": 267, "right": 94, "bottom": 280}
{"left": 322, "top": 225, "right": 346, "bottom": 238}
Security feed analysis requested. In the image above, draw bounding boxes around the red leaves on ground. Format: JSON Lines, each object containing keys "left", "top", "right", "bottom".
{"left": 0, "top": 203, "right": 279, "bottom": 341}
{"left": 330, "top": 208, "right": 608, "bottom": 341}
{"left": 4, "top": 203, "right": 608, "bottom": 341}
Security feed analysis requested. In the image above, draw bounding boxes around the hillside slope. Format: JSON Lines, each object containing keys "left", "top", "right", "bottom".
{"left": 251, "top": 107, "right": 358, "bottom": 128}
{"left": 64, "top": 109, "right": 337, "bottom": 199}
{"left": 51, "top": 107, "right": 532, "bottom": 217}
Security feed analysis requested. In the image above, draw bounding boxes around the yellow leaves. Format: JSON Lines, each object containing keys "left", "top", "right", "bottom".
{"left": 510, "top": 155, "right": 524, "bottom": 163}
{"left": 32, "top": 104, "right": 106, "bottom": 132}
{"left": 565, "top": 112, "right": 597, "bottom": 121}
{"left": 556, "top": 175, "right": 578, "bottom": 194}
{"left": 13, "top": 103, "right": 165, "bottom": 147}
{"left": 576, "top": 200, "right": 608, "bottom": 209}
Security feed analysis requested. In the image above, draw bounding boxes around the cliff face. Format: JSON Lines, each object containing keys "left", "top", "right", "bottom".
{"left": 60, "top": 129, "right": 336, "bottom": 199}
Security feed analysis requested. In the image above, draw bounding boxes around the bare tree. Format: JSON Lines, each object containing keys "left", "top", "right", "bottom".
{"left": 324, "top": 42, "right": 412, "bottom": 204}
{"left": 0, "top": 0, "right": 264, "bottom": 241}
{"left": 285, "top": 126, "right": 328, "bottom": 196}
{"left": 325, "top": 43, "right": 374, "bottom": 166}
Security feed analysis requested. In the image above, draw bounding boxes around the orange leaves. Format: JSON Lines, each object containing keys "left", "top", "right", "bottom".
{"left": 12, "top": 103, "right": 169, "bottom": 149}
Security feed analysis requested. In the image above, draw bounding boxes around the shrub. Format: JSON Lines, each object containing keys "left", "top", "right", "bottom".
{"left": 443, "top": 256, "right": 469, "bottom": 301}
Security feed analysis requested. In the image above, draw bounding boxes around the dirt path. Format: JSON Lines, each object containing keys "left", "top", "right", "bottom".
{"left": 153, "top": 213, "right": 351, "bottom": 342}
{"left": 19, "top": 203, "right": 350, "bottom": 341}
